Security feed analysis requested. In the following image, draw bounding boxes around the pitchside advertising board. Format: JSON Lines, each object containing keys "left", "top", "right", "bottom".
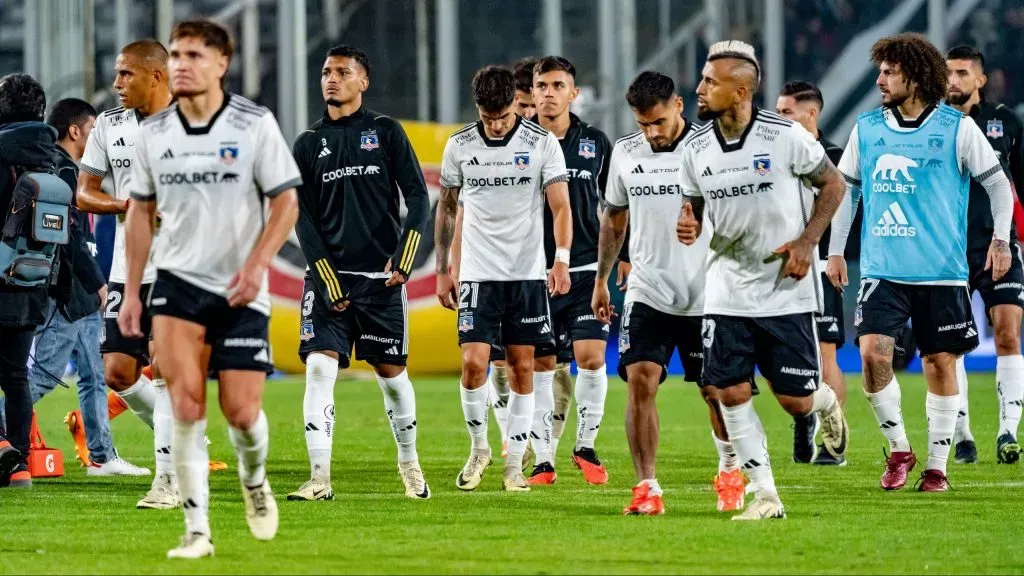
{"left": 91, "top": 121, "right": 1004, "bottom": 375}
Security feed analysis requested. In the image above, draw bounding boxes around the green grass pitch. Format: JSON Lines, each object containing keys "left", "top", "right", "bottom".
{"left": 2, "top": 372, "right": 1023, "bottom": 574}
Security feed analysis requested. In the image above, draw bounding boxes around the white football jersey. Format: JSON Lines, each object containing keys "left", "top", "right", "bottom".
{"left": 605, "top": 123, "right": 709, "bottom": 316}
{"left": 80, "top": 107, "right": 158, "bottom": 284}
{"left": 679, "top": 109, "right": 827, "bottom": 317}
{"left": 440, "top": 116, "right": 568, "bottom": 282}
{"left": 129, "top": 94, "right": 302, "bottom": 316}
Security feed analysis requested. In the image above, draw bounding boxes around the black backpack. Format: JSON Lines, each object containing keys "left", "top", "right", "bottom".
{"left": 0, "top": 165, "right": 73, "bottom": 288}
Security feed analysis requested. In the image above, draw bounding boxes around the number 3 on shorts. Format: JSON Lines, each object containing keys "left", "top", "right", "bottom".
{"left": 302, "top": 290, "right": 315, "bottom": 317}
{"left": 857, "top": 278, "right": 880, "bottom": 304}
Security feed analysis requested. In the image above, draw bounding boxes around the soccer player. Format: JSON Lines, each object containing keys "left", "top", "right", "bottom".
{"left": 677, "top": 41, "right": 848, "bottom": 520}
{"left": 288, "top": 45, "right": 431, "bottom": 501}
{"left": 436, "top": 64, "right": 572, "bottom": 492}
{"left": 945, "top": 45, "right": 1024, "bottom": 464}
{"left": 513, "top": 57, "right": 538, "bottom": 118}
{"left": 593, "top": 70, "right": 745, "bottom": 516}
{"left": 827, "top": 34, "right": 1014, "bottom": 492}
{"left": 776, "top": 81, "right": 851, "bottom": 466}
{"left": 78, "top": 39, "right": 215, "bottom": 509}
{"left": 119, "top": 20, "right": 300, "bottom": 557}
{"left": 507, "top": 56, "right": 612, "bottom": 486}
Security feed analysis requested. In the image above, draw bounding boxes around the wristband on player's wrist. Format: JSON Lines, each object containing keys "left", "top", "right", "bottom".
{"left": 555, "top": 247, "right": 570, "bottom": 266}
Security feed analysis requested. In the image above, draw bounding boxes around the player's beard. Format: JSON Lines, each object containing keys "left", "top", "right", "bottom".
{"left": 945, "top": 91, "right": 972, "bottom": 106}
{"left": 697, "top": 106, "right": 723, "bottom": 122}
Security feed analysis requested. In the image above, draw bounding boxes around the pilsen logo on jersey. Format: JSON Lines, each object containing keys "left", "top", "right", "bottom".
{"left": 219, "top": 144, "right": 239, "bottom": 165}
{"left": 988, "top": 120, "right": 1004, "bottom": 138}
{"left": 753, "top": 154, "right": 772, "bottom": 176}
{"left": 360, "top": 130, "right": 379, "bottom": 151}
{"left": 514, "top": 153, "right": 530, "bottom": 170}
{"left": 579, "top": 139, "right": 596, "bottom": 159}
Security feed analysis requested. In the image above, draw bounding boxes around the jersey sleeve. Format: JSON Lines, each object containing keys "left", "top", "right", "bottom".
{"left": 603, "top": 146, "right": 628, "bottom": 209}
{"left": 787, "top": 122, "right": 827, "bottom": 177}
{"left": 541, "top": 132, "right": 569, "bottom": 190}
{"left": 679, "top": 145, "right": 701, "bottom": 197}
{"left": 128, "top": 127, "right": 156, "bottom": 201}
{"left": 291, "top": 132, "right": 345, "bottom": 307}
{"left": 254, "top": 113, "right": 303, "bottom": 197}
{"left": 439, "top": 138, "right": 462, "bottom": 189}
{"left": 80, "top": 115, "right": 108, "bottom": 177}
{"left": 958, "top": 115, "right": 1004, "bottom": 182}
{"left": 837, "top": 125, "right": 862, "bottom": 187}
{"left": 382, "top": 118, "right": 429, "bottom": 278}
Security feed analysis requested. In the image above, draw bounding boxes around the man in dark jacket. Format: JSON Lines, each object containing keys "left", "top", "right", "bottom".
{"left": 0, "top": 73, "right": 75, "bottom": 488}
{"left": 1, "top": 99, "right": 147, "bottom": 476}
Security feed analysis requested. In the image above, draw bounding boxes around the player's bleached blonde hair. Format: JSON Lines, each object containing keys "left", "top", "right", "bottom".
{"left": 708, "top": 40, "right": 761, "bottom": 87}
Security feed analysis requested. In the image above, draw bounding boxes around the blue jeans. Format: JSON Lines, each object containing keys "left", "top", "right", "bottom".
{"left": 13, "top": 301, "right": 115, "bottom": 464}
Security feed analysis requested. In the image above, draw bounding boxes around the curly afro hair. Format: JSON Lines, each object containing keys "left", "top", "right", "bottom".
{"left": 871, "top": 33, "right": 948, "bottom": 105}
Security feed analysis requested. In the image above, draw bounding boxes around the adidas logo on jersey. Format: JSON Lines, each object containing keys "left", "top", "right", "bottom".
{"left": 829, "top": 323, "right": 839, "bottom": 333}
{"left": 632, "top": 164, "right": 645, "bottom": 174}
{"left": 318, "top": 147, "right": 332, "bottom": 158}
{"left": 385, "top": 345, "right": 400, "bottom": 356}
{"left": 113, "top": 137, "right": 127, "bottom": 147}
{"left": 540, "top": 323, "right": 551, "bottom": 334}
{"left": 871, "top": 202, "right": 917, "bottom": 237}
{"left": 874, "top": 137, "right": 886, "bottom": 147}
{"left": 701, "top": 166, "right": 714, "bottom": 177}
{"left": 965, "top": 327, "right": 978, "bottom": 338}
{"left": 253, "top": 348, "right": 269, "bottom": 363}
{"left": 468, "top": 156, "right": 481, "bottom": 166}
{"left": 160, "top": 149, "right": 174, "bottom": 159}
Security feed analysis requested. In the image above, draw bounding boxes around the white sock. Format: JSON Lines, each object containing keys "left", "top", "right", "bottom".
{"left": 997, "top": 354, "right": 1024, "bottom": 438}
{"left": 530, "top": 371, "right": 555, "bottom": 466}
{"left": 117, "top": 374, "right": 157, "bottom": 429}
{"left": 488, "top": 366, "right": 510, "bottom": 441}
{"left": 304, "top": 353, "right": 337, "bottom": 483}
{"left": 713, "top": 431, "right": 738, "bottom": 473}
{"left": 173, "top": 418, "right": 210, "bottom": 537}
{"left": 460, "top": 383, "right": 490, "bottom": 451}
{"left": 376, "top": 369, "right": 418, "bottom": 464}
{"left": 228, "top": 410, "right": 269, "bottom": 487}
{"left": 506, "top": 390, "right": 534, "bottom": 470}
{"left": 721, "top": 400, "right": 778, "bottom": 500}
{"left": 574, "top": 367, "right": 607, "bottom": 451}
{"left": 152, "top": 379, "right": 174, "bottom": 479}
{"left": 642, "top": 477, "right": 663, "bottom": 496}
{"left": 551, "top": 364, "right": 574, "bottom": 446}
{"left": 810, "top": 383, "right": 838, "bottom": 414}
{"left": 926, "top": 392, "right": 958, "bottom": 474}
{"left": 955, "top": 356, "right": 973, "bottom": 442}
{"left": 866, "top": 377, "right": 911, "bottom": 452}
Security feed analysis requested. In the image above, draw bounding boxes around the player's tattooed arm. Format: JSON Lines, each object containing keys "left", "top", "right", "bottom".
{"left": 596, "top": 205, "right": 629, "bottom": 282}
{"left": 800, "top": 156, "right": 846, "bottom": 246}
{"left": 434, "top": 185, "right": 461, "bottom": 273}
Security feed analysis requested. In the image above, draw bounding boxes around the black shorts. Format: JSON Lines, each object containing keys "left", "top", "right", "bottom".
{"left": 968, "top": 248, "right": 1024, "bottom": 318}
{"left": 149, "top": 271, "right": 273, "bottom": 373}
{"left": 298, "top": 273, "right": 407, "bottom": 369}
{"left": 855, "top": 278, "right": 978, "bottom": 357}
{"left": 816, "top": 272, "right": 845, "bottom": 348}
{"left": 617, "top": 301, "right": 704, "bottom": 384}
{"left": 457, "top": 280, "right": 554, "bottom": 349}
{"left": 702, "top": 313, "right": 820, "bottom": 398}
{"left": 100, "top": 282, "right": 153, "bottom": 361}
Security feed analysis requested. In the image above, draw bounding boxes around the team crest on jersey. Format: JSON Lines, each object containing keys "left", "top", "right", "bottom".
{"left": 987, "top": 120, "right": 1004, "bottom": 138}
{"left": 618, "top": 330, "right": 630, "bottom": 352}
{"left": 578, "top": 139, "right": 596, "bottom": 159}
{"left": 300, "top": 320, "right": 315, "bottom": 341}
{"left": 360, "top": 130, "right": 379, "bottom": 151}
{"left": 514, "top": 153, "right": 530, "bottom": 170}
{"left": 928, "top": 135, "right": 944, "bottom": 153}
{"left": 219, "top": 145, "right": 239, "bottom": 165}
{"left": 458, "top": 312, "right": 474, "bottom": 332}
{"left": 753, "top": 155, "right": 772, "bottom": 176}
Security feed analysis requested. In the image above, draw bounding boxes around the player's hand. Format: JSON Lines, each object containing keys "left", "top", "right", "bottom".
{"left": 826, "top": 255, "right": 848, "bottom": 290}
{"left": 772, "top": 237, "right": 815, "bottom": 280}
{"left": 436, "top": 272, "right": 457, "bottom": 310}
{"left": 331, "top": 299, "right": 349, "bottom": 313}
{"left": 227, "top": 261, "right": 265, "bottom": 308}
{"left": 548, "top": 262, "right": 571, "bottom": 296}
{"left": 591, "top": 281, "right": 616, "bottom": 324}
{"left": 383, "top": 259, "right": 408, "bottom": 287}
{"left": 117, "top": 293, "right": 144, "bottom": 339}
{"left": 616, "top": 261, "right": 631, "bottom": 291}
{"left": 676, "top": 202, "right": 701, "bottom": 245}
{"left": 98, "top": 284, "right": 108, "bottom": 307}
{"left": 986, "top": 238, "right": 1012, "bottom": 281}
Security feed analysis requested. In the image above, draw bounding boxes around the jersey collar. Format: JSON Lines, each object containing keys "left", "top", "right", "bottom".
{"left": 476, "top": 114, "right": 523, "bottom": 147}
{"left": 712, "top": 108, "right": 758, "bottom": 153}
{"left": 176, "top": 92, "right": 231, "bottom": 136}
{"left": 321, "top": 105, "right": 368, "bottom": 125}
{"left": 887, "top": 101, "right": 938, "bottom": 129}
